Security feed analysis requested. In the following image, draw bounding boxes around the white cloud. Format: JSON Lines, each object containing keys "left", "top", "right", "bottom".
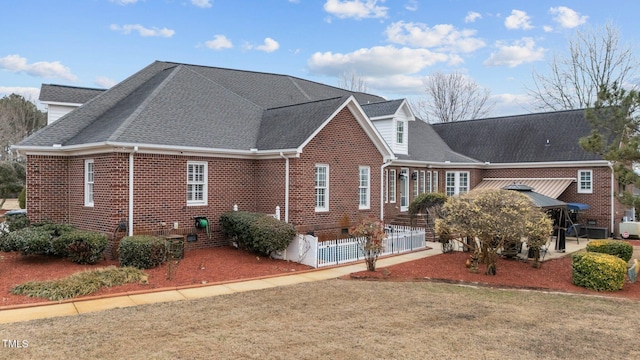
{"left": 405, "top": 0, "right": 418, "bottom": 11}
{"left": 465, "top": 11, "right": 482, "bottom": 23}
{"left": 385, "top": 21, "right": 485, "bottom": 53}
{"left": 308, "top": 45, "right": 457, "bottom": 77}
{"left": 323, "top": 0, "right": 388, "bottom": 20}
{"left": 191, "top": 0, "right": 212, "bottom": 8}
{"left": 255, "top": 38, "right": 280, "bottom": 52}
{"left": 109, "top": 0, "right": 139, "bottom": 5}
{"left": 110, "top": 24, "right": 175, "bottom": 37}
{"left": 543, "top": 25, "right": 553, "bottom": 32}
{"left": 0, "top": 54, "right": 78, "bottom": 81}
{"left": 490, "top": 93, "right": 535, "bottom": 116}
{"left": 95, "top": 76, "right": 117, "bottom": 88}
{"left": 204, "top": 34, "right": 233, "bottom": 50}
{"left": 505, "top": 9, "right": 533, "bottom": 30}
{"left": 483, "top": 38, "right": 545, "bottom": 67}
{"left": 0, "top": 86, "right": 41, "bottom": 102}
{"left": 549, "top": 6, "right": 588, "bottom": 28}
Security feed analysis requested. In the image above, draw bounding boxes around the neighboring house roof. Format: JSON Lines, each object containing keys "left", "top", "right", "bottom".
{"left": 39, "top": 84, "right": 106, "bottom": 104}
{"left": 19, "top": 61, "right": 388, "bottom": 153}
{"left": 397, "top": 119, "right": 480, "bottom": 164}
{"left": 431, "top": 109, "right": 604, "bottom": 163}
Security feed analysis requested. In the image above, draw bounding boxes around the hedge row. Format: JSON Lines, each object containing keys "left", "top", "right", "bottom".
{"left": 219, "top": 211, "right": 295, "bottom": 257}
{"left": 0, "top": 224, "right": 107, "bottom": 265}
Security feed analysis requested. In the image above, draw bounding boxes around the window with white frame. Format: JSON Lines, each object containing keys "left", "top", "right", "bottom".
{"left": 413, "top": 171, "right": 419, "bottom": 198}
{"left": 396, "top": 121, "right": 404, "bottom": 144}
{"left": 84, "top": 159, "right": 94, "bottom": 207}
{"left": 187, "top": 161, "right": 208, "bottom": 205}
{"left": 384, "top": 169, "right": 388, "bottom": 203}
{"left": 419, "top": 170, "right": 425, "bottom": 194}
{"left": 389, "top": 169, "right": 396, "bottom": 203}
{"left": 426, "top": 171, "right": 432, "bottom": 193}
{"left": 578, "top": 170, "right": 593, "bottom": 194}
{"left": 315, "top": 164, "right": 329, "bottom": 211}
{"left": 359, "top": 166, "right": 370, "bottom": 209}
{"left": 445, "top": 171, "right": 469, "bottom": 196}
{"left": 433, "top": 171, "right": 439, "bottom": 193}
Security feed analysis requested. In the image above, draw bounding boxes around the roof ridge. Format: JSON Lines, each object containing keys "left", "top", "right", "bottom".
{"left": 108, "top": 65, "right": 180, "bottom": 141}
{"left": 265, "top": 96, "right": 346, "bottom": 111}
{"left": 41, "top": 84, "right": 107, "bottom": 91}
{"left": 432, "top": 108, "right": 586, "bottom": 125}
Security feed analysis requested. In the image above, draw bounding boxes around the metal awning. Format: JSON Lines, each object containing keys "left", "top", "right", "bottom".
{"left": 473, "top": 178, "right": 574, "bottom": 199}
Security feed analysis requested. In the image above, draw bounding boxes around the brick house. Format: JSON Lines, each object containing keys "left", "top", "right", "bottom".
{"left": 16, "top": 61, "right": 624, "bottom": 249}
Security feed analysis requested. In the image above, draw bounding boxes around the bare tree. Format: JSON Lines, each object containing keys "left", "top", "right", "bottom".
{"left": 338, "top": 71, "right": 369, "bottom": 93}
{"left": 0, "top": 94, "right": 47, "bottom": 160}
{"left": 412, "top": 72, "right": 493, "bottom": 123}
{"left": 528, "top": 22, "right": 637, "bottom": 111}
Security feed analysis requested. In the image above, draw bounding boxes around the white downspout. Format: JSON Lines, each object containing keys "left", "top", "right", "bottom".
{"left": 128, "top": 146, "right": 137, "bottom": 236}
{"left": 380, "top": 160, "right": 393, "bottom": 222}
{"left": 280, "top": 152, "right": 290, "bottom": 223}
{"left": 609, "top": 161, "right": 615, "bottom": 237}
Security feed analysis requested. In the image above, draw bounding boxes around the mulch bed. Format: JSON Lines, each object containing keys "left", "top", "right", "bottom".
{"left": 2, "top": 241, "right": 640, "bottom": 308}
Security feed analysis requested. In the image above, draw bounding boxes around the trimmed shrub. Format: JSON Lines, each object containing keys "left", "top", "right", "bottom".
{"left": 53, "top": 230, "right": 108, "bottom": 264}
{"left": 118, "top": 235, "right": 167, "bottom": 269}
{"left": 32, "top": 222, "right": 76, "bottom": 238}
{"left": 249, "top": 216, "right": 296, "bottom": 256}
{"left": 0, "top": 231, "right": 19, "bottom": 252}
{"left": 5, "top": 214, "right": 30, "bottom": 232}
{"left": 586, "top": 240, "right": 633, "bottom": 262}
{"left": 11, "top": 227, "right": 54, "bottom": 256}
{"left": 18, "top": 186, "right": 26, "bottom": 209}
{"left": 408, "top": 192, "right": 447, "bottom": 216}
{"left": 572, "top": 252, "right": 627, "bottom": 291}
{"left": 219, "top": 211, "right": 263, "bottom": 249}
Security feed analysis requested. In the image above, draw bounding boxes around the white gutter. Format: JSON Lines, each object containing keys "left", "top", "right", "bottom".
{"left": 280, "top": 152, "right": 290, "bottom": 223}
{"left": 128, "top": 146, "right": 137, "bottom": 236}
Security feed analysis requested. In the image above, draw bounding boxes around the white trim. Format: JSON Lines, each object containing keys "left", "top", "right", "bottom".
{"left": 399, "top": 168, "right": 409, "bottom": 212}
{"left": 359, "top": 166, "right": 370, "bottom": 210}
{"left": 84, "top": 159, "right": 94, "bottom": 207}
{"left": 129, "top": 152, "right": 134, "bottom": 236}
{"left": 445, "top": 171, "right": 469, "bottom": 196}
{"left": 419, "top": 170, "right": 426, "bottom": 194}
{"left": 187, "top": 161, "right": 208, "bottom": 206}
{"left": 577, "top": 169, "right": 593, "bottom": 194}
{"left": 315, "top": 164, "right": 329, "bottom": 212}
{"left": 389, "top": 169, "right": 396, "bottom": 203}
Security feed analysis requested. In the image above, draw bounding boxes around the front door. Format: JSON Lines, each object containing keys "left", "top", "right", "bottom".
{"left": 400, "top": 168, "right": 409, "bottom": 212}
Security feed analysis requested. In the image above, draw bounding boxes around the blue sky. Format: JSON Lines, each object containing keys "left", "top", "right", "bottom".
{"left": 1, "top": 0, "right": 638, "bottom": 117}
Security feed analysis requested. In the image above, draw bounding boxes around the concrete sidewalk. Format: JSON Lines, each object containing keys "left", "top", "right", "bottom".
{"left": 0, "top": 239, "right": 585, "bottom": 325}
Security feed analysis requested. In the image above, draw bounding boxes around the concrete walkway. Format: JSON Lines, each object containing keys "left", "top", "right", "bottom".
{"left": 0, "top": 238, "right": 587, "bottom": 324}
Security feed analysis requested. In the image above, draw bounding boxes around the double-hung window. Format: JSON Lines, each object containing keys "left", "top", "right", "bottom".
{"left": 413, "top": 171, "right": 419, "bottom": 198}
{"left": 359, "top": 166, "right": 370, "bottom": 209}
{"left": 84, "top": 159, "right": 94, "bottom": 207}
{"left": 578, "top": 170, "right": 593, "bottom": 194}
{"left": 419, "top": 171, "right": 426, "bottom": 194}
{"left": 315, "top": 164, "right": 329, "bottom": 211}
{"left": 396, "top": 121, "right": 404, "bottom": 144}
{"left": 445, "top": 171, "right": 469, "bottom": 196}
{"left": 389, "top": 169, "right": 396, "bottom": 203}
{"left": 187, "top": 161, "right": 208, "bottom": 206}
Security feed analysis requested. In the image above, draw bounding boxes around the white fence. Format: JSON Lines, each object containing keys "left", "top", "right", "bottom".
{"left": 274, "top": 225, "right": 426, "bottom": 268}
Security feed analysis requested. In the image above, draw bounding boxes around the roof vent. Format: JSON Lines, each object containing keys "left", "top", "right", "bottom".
{"left": 545, "top": 139, "right": 550, "bottom": 146}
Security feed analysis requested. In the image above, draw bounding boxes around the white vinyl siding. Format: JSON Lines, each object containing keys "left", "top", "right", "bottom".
{"left": 187, "top": 161, "right": 208, "bottom": 206}
{"left": 84, "top": 159, "right": 94, "bottom": 207}
{"left": 389, "top": 169, "right": 396, "bottom": 203}
{"left": 578, "top": 170, "right": 593, "bottom": 194}
{"left": 445, "top": 171, "right": 469, "bottom": 196}
{"left": 359, "top": 166, "right": 370, "bottom": 209}
{"left": 315, "top": 164, "right": 329, "bottom": 211}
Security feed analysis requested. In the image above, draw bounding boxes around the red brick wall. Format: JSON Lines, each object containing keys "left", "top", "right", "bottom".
{"left": 255, "top": 159, "right": 286, "bottom": 216}
{"left": 288, "top": 107, "right": 384, "bottom": 239}
{"left": 26, "top": 155, "right": 69, "bottom": 224}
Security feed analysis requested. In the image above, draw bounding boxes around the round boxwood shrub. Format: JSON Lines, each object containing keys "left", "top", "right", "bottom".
{"left": 219, "top": 211, "right": 263, "bottom": 249}
{"left": 572, "top": 252, "right": 627, "bottom": 291}
{"left": 249, "top": 215, "right": 296, "bottom": 256}
{"left": 118, "top": 235, "right": 167, "bottom": 269}
{"left": 11, "top": 227, "right": 54, "bottom": 256}
{"left": 586, "top": 240, "right": 633, "bottom": 262}
{"left": 53, "top": 230, "right": 108, "bottom": 264}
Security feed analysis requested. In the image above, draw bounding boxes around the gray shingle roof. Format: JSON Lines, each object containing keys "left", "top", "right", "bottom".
{"left": 432, "top": 109, "right": 604, "bottom": 163}
{"left": 399, "top": 119, "right": 479, "bottom": 163}
{"left": 361, "top": 99, "right": 404, "bottom": 118}
{"left": 20, "top": 61, "right": 386, "bottom": 151}
{"left": 39, "top": 84, "right": 106, "bottom": 104}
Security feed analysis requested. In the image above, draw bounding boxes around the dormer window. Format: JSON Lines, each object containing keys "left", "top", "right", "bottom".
{"left": 396, "top": 120, "right": 404, "bottom": 144}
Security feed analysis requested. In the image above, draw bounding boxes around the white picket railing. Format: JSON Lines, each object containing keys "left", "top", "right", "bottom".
{"left": 273, "top": 225, "right": 426, "bottom": 268}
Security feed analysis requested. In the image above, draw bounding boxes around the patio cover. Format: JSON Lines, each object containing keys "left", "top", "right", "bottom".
{"left": 501, "top": 184, "right": 567, "bottom": 209}
{"left": 473, "top": 178, "right": 574, "bottom": 199}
